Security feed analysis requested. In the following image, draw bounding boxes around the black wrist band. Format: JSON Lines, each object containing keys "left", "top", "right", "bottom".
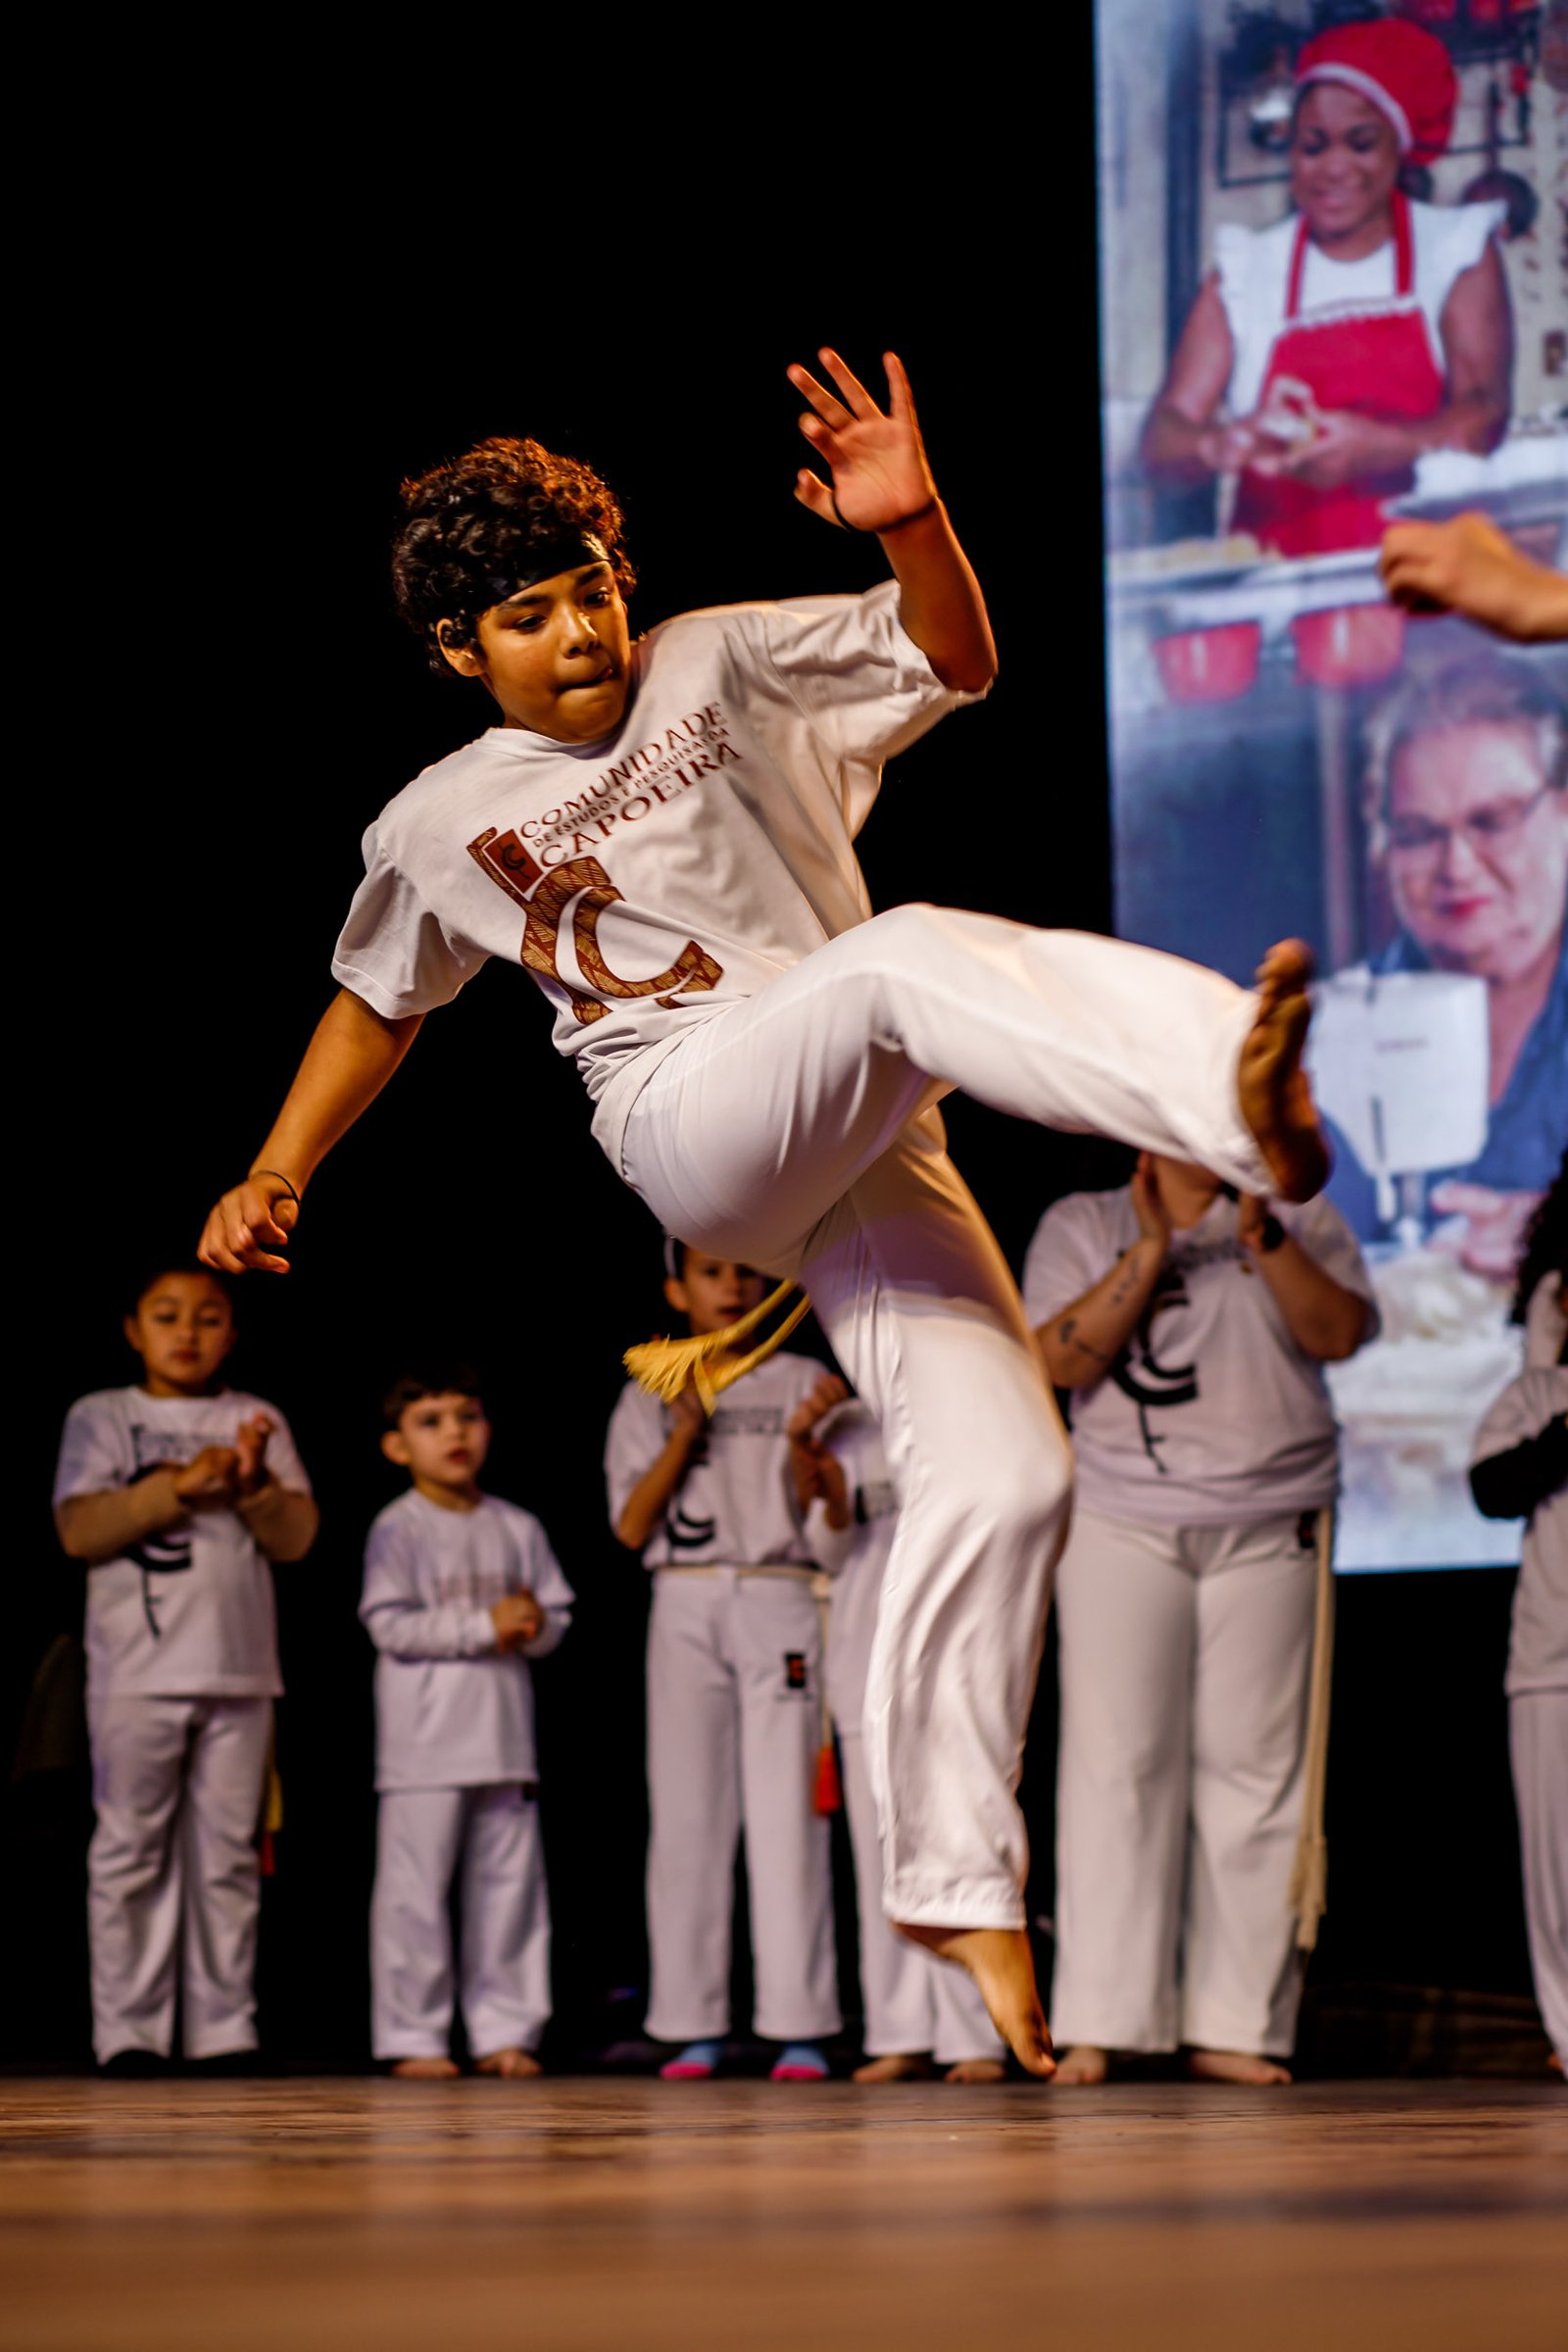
{"left": 827, "top": 491, "right": 940, "bottom": 535}
{"left": 1259, "top": 1213, "right": 1286, "bottom": 1254}
{"left": 249, "top": 1168, "right": 300, "bottom": 1207}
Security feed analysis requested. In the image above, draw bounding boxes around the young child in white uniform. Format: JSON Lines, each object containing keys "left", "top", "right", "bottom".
{"left": 808, "top": 1398, "right": 1005, "bottom": 2082}
{"left": 607, "top": 1248, "right": 844, "bottom": 2079}
{"left": 363, "top": 1366, "right": 572, "bottom": 2079}
{"left": 1024, "top": 1155, "right": 1376, "bottom": 2083}
{"left": 199, "top": 348, "right": 1331, "bottom": 2072}
{"left": 52, "top": 1265, "right": 318, "bottom": 2072}
{"left": 1469, "top": 1183, "right": 1568, "bottom": 2079}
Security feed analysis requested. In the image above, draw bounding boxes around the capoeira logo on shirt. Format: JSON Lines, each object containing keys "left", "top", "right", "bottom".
{"left": 467, "top": 828, "right": 722, "bottom": 1026}
{"left": 1111, "top": 1264, "right": 1199, "bottom": 1474}
{"left": 126, "top": 1429, "right": 198, "bottom": 1641}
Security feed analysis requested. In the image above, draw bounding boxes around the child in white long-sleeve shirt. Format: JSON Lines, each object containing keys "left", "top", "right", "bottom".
{"left": 53, "top": 1264, "right": 318, "bottom": 2073}
{"left": 362, "top": 1365, "right": 572, "bottom": 2079}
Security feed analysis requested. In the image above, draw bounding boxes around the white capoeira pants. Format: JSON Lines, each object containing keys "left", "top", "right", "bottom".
{"left": 838, "top": 1730, "right": 1003, "bottom": 2062}
{"left": 370, "top": 1784, "right": 551, "bottom": 2059}
{"left": 1510, "top": 1689, "right": 1568, "bottom": 2072}
{"left": 644, "top": 1570, "right": 839, "bottom": 2043}
{"left": 1052, "top": 1507, "right": 1319, "bottom": 2057}
{"left": 86, "top": 1690, "right": 270, "bottom": 2064}
{"left": 620, "top": 906, "right": 1271, "bottom": 1930}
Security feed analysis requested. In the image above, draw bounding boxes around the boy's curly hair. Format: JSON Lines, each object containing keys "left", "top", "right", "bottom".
{"left": 392, "top": 437, "right": 634, "bottom": 677}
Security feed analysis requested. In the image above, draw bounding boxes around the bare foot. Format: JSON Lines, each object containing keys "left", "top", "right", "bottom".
{"left": 944, "top": 2056, "right": 1006, "bottom": 2083}
{"left": 853, "top": 2052, "right": 934, "bottom": 2083}
{"left": 389, "top": 2056, "right": 460, "bottom": 2081}
{"left": 1051, "top": 2044, "right": 1110, "bottom": 2085}
{"left": 1237, "top": 941, "right": 1330, "bottom": 1203}
{"left": 474, "top": 2047, "right": 542, "bottom": 2079}
{"left": 1186, "top": 2047, "right": 1293, "bottom": 2085}
{"left": 895, "top": 1925, "right": 1054, "bottom": 2080}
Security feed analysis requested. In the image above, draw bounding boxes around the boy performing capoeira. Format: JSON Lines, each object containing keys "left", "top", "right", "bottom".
{"left": 199, "top": 347, "right": 1330, "bottom": 2075}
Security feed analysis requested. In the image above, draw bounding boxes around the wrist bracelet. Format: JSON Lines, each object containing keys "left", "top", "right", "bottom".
{"left": 828, "top": 491, "right": 940, "bottom": 536}
{"left": 1259, "top": 1213, "right": 1286, "bottom": 1254}
{"left": 249, "top": 1168, "right": 301, "bottom": 1207}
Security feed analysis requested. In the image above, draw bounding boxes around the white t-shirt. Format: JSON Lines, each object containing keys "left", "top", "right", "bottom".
{"left": 1470, "top": 1368, "right": 1568, "bottom": 1697}
{"left": 331, "top": 583, "right": 977, "bottom": 1174}
{"left": 605, "top": 1351, "right": 826, "bottom": 1570}
{"left": 815, "top": 1401, "right": 900, "bottom": 1730}
{"left": 1021, "top": 1189, "right": 1377, "bottom": 1527}
{"left": 1214, "top": 198, "right": 1504, "bottom": 420}
{"left": 360, "top": 1489, "right": 574, "bottom": 1791}
{"left": 52, "top": 1387, "right": 311, "bottom": 1699}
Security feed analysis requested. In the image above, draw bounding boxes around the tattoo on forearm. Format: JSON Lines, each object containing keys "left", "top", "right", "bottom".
{"left": 1057, "top": 1314, "right": 1113, "bottom": 1365}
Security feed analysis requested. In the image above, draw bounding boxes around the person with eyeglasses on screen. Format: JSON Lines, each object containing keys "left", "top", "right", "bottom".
{"left": 1328, "top": 652, "right": 1567, "bottom": 1278}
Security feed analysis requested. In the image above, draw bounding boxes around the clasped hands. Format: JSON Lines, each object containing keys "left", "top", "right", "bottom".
{"left": 491, "top": 1591, "right": 545, "bottom": 1652}
{"left": 172, "top": 1415, "right": 275, "bottom": 1512}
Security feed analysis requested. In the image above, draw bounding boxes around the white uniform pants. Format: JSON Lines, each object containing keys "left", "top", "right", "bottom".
{"left": 1510, "top": 1690, "right": 1568, "bottom": 2072}
{"left": 370, "top": 1785, "right": 551, "bottom": 2060}
{"left": 839, "top": 1730, "right": 1003, "bottom": 2062}
{"left": 644, "top": 1572, "right": 839, "bottom": 2043}
{"left": 1052, "top": 1507, "right": 1318, "bottom": 2057}
{"left": 622, "top": 906, "right": 1269, "bottom": 1929}
{"left": 86, "top": 1691, "right": 270, "bottom": 2064}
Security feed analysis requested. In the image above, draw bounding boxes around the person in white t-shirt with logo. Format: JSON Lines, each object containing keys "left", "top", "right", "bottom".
{"left": 52, "top": 1264, "right": 318, "bottom": 2074}
{"left": 607, "top": 1246, "right": 845, "bottom": 2082}
{"left": 362, "top": 1365, "right": 573, "bottom": 2080}
{"left": 1023, "top": 1154, "right": 1377, "bottom": 2085}
{"left": 198, "top": 348, "right": 1332, "bottom": 2076}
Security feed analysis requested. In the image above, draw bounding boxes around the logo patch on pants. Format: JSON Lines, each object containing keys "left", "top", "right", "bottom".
{"left": 783, "top": 1651, "right": 808, "bottom": 1694}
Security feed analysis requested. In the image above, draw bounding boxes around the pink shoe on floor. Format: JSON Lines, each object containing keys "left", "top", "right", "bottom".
{"left": 660, "top": 2039, "right": 723, "bottom": 2081}
{"left": 769, "top": 2042, "right": 830, "bottom": 2082}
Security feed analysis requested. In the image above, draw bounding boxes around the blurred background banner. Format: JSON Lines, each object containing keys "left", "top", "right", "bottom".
{"left": 1094, "top": 0, "right": 1568, "bottom": 1568}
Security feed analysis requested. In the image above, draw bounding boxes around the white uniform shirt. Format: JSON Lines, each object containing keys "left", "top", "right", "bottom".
{"left": 331, "top": 584, "right": 977, "bottom": 1173}
{"left": 816, "top": 1402, "right": 900, "bottom": 1730}
{"left": 1022, "top": 1188, "right": 1377, "bottom": 1528}
{"left": 1471, "top": 1364, "right": 1567, "bottom": 1699}
{"left": 605, "top": 1351, "right": 826, "bottom": 1569}
{"left": 1214, "top": 198, "right": 1505, "bottom": 420}
{"left": 52, "top": 1387, "right": 311, "bottom": 1699}
{"left": 360, "top": 1489, "right": 573, "bottom": 1791}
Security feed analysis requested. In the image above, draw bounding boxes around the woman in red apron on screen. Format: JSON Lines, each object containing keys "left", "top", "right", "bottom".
{"left": 1143, "top": 19, "right": 1512, "bottom": 568}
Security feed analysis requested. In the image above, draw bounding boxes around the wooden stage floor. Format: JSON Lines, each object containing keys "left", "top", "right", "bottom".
{"left": 2, "top": 2078, "right": 1564, "bottom": 2350}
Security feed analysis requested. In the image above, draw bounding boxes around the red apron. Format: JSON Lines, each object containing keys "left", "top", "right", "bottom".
{"left": 1232, "top": 193, "right": 1446, "bottom": 558}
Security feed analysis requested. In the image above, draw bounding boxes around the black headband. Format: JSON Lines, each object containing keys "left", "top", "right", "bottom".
{"left": 480, "top": 530, "right": 610, "bottom": 613}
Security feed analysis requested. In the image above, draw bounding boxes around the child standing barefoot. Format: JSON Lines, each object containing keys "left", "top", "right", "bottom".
{"left": 364, "top": 1366, "right": 572, "bottom": 2080}
{"left": 53, "top": 1265, "right": 317, "bottom": 2072}
{"left": 199, "top": 346, "right": 1329, "bottom": 2073}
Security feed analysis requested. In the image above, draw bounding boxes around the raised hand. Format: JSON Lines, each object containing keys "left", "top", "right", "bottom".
{"left": 785, "top": 1372, "right": 851, "bottom": 1445}
{"left": 1130, "top": 1154, "right": 1171, "bottom": 1252}
{"left": 199, "top": 1174, "right": 300, "bottom": 1277}
{"left": 233, "top": 1414, "right": 274, "bottom": 1495}
{"left": 787, "top": 349, "right": 938, "bottom": 535}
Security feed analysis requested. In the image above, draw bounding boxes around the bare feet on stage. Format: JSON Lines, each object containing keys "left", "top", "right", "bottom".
{"left": 853, "top": 2053, "right": 935, "bottom": 2083}
{"left": 1051, "top": 2045, "right": 1110, "bottom": 2085}
{"left": 1186, "top": 2048, "right": 1293, "bottom": 2085}
{"left": 895, "top": 1925, "right": 1055, "bottom": 2080}
{"left": 944, "top": 2057, "right": 1007, "bottom": 2084}
{"left": 1238, "top": 940, "right": 1331, "bottom": 1203}
{"left": 474, "top": 2047, "right": 543, "bottom": 2080}
{"left": 389, "top": 2057, "right": 461, "bottom": 2081}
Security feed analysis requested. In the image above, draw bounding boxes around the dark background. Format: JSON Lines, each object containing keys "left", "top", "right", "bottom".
{"left": 3, "top": 56, "right": 1538, "bottom": 2070}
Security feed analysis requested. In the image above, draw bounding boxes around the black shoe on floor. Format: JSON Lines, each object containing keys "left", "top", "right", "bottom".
{"left": 185, "top": 2048, "right": 271, "bottom": 2078}
{"left": 98, "top": 2048, "right": 172, "bottom": 2079}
